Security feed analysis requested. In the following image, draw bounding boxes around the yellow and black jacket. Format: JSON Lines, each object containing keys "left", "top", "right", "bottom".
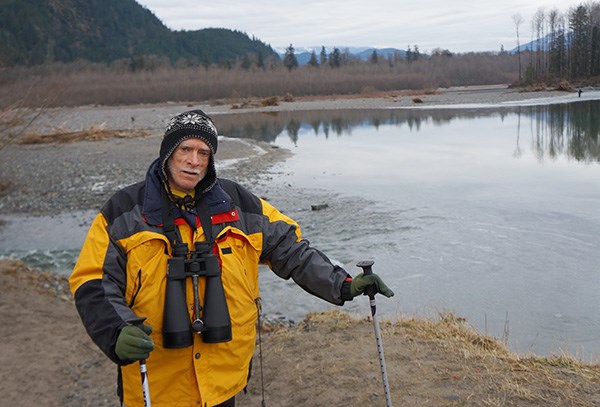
{"left": 69, "top": 158, "right": 351, "bottom": 407}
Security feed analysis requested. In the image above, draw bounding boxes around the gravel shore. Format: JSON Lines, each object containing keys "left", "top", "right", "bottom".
{"left": 0, "top": 130, "right": 290, "bottom": 215}
{"left": 0, "top": 84, "right": 587, "bottom": 216}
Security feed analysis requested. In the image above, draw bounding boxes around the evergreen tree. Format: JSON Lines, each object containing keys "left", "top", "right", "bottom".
{"left": 257, "top": 52, "right": 265, "bottom": 70}
{"left": 240, "top": 53, "right": 252, "bottom": 70}
{"left": 406, "top": 45, "right": 412, "bottom": 62}
{"left": 283, "top": 43, "right": 298, "bottom": 70}
{"left": 308, "top": 50, "right": 319, "bottom": 67}
{"left": 0, "top": 0, "right": 279, "bottom": 67}
{"left": 370, "top": 49, "right": 379, "bottom": 64}
{"left": 413, "top": 45, "right": 421, "bottom": 61}
{"left": 319, "top": 46, "right": 328, "bottom": 65}
{"left": 569, "top": 5, "right": 591, "bottom": 78}
{"left": 329, "top": 47, "right": 341, "bottom": 68}
{"left": 592, "top": 22, "right": 600, "bottom": 76}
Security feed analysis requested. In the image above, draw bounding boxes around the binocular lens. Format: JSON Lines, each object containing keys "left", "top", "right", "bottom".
{"left": 162, "top": 244, "right": 232, "bottom": 348}
{"left": 163, "top": 276, "right": 194, "bottom": 348}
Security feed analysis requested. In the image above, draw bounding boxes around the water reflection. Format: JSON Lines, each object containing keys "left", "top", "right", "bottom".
{"left": 223, "top": 100, "right": 599, "bottom": 361}
{"left": 523, "top": 101, "right": 600, "bottom": 163}
{"left": 214, "top": 100, "right": 600, "bottom": 162}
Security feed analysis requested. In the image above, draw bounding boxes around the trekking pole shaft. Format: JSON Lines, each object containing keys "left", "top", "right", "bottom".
{"left": 140, "top": 359, "right": 152, "bottom": 407}
{"left": 357, "top": 260, "right": 393, "bottom": 407}
{"left": 130, "top": 316, "right": 152, "bottom": 406}
{"left": 370, "top": 297, "right": 392, "bottom": 407}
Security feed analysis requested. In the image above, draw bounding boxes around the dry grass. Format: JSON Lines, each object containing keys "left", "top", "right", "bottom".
{"left": 1, "top": 261, "right": 598, "bottom": 406}
{"left": 555, "top": 80, "right": 576, "bottom": 92}
{"left": 396, "top": 312, "right": 599, "bottom": 406}
{"left": 18, "top": 126, "right": 149, "bottom": 144}
{"left": 0, "top": 103, "right": 42, "bottom": 150}
{"left": 263, "top": 310, "right": 600, "bottom": 406}
{"left": 0, "top": 53, "right": 521, "bottom": 109}
{"left": 0, "top": 259, "right": 71, "bottom": 300}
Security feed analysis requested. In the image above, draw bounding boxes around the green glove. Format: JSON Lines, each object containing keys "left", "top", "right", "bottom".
{"left": 115, "top": 324, "right": 154, "bottom": 361}
{"left": 350, "top": 273, "right": 395, "bottom": 298}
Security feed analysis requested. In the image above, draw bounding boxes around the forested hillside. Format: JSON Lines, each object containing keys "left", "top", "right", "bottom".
{"left": 0, "top": 0, "right": 278, "bottom": 66}
{"left": 513, "top": 2, "right": 600, "bottom": 83}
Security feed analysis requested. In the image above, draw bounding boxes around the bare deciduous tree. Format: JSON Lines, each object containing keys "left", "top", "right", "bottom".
{"left": 512, "top": 13, "right": 524, "bottom": 80}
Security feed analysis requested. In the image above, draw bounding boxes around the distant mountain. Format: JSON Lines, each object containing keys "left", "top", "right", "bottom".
{"left": 0, "top": 0, "right": 278, "bottom": 66}
{"left": 355, "top": 48, "right": 407, "bottom": 61}
{"left": 510, "top": 38, "right": 545, "bottom": 53}
{"left": 276, "top": 46, "right": 407, "bottom": 65}
{"left": 509, "top": 32, "right": 571, "bottom": 53}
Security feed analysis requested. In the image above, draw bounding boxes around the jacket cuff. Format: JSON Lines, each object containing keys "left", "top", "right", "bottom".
{"left": 341, "top": 278, "right": 353, "bottom": 302}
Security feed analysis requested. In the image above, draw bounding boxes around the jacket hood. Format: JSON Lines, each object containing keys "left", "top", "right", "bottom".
{"left": 142, "top": 158, "right": 233, "bottom": 227}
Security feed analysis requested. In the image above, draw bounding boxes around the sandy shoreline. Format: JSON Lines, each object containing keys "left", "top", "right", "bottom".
{"left": 1, "top": 85, "right": 599, "bottom": 406}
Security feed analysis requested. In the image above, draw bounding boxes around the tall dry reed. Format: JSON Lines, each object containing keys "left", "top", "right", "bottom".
{"left": 0, "top": 52, "right": 521, "bottom": 108}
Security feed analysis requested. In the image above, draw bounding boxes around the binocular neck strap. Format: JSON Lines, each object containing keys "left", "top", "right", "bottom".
{"left": 196, "top": 197, "right": 214, "bottom": 245}
{"left": 160, "top": 187, "right": 182, "bottom": 247}
{"left": 160, "top": 186, "right": 214, "bottom": 247}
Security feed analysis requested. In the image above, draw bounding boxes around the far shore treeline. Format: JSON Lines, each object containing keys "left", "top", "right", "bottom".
{"left": 0, "top": 0, "right": 598, "bottom": 108}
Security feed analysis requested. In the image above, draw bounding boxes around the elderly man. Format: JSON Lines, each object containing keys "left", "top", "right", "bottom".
{"left": 69, "top": 109, "right": 393, "bottom": 407}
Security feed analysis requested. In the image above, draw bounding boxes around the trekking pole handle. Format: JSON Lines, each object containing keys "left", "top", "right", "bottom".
{"left": 357, "top": 260, "right": 374, "bottom": 275}
{"left": 356, "top": 260, "right": 376, "bottom": 298}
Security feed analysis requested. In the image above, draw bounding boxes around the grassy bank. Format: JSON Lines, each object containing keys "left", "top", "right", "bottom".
{"left": 1, "top": 259, "right": 599, "bottom": 406}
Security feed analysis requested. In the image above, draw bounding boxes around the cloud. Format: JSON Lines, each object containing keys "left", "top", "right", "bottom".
{"left": 136, "top": 0, "right": 587, "bottom": 52}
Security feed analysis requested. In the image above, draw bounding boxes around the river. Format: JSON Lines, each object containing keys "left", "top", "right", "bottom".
{"left": 1, "top": 95, "right": 599, "bottom": 362}
{"left": 216, "top": 97, "right": 600, "bottom": 362}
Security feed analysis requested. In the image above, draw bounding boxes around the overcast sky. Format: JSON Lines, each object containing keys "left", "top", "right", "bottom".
{"left": 135, "top": 0, "right": 586, "bottom": 53}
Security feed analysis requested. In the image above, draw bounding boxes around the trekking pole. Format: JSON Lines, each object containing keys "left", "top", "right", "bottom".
{"left": 131, "top": 317, "right": 152, "bottom": 407}
{"left": 357, "top": 260, "right": 392, "bottom": 407}
{"left": 139, "top": 359, "right": 151, "bottom": 407}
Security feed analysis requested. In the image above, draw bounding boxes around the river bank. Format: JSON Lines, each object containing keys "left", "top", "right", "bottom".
{"left": 1, "top": 84, "right": 595, "bottom": 217}
{"left": 1, "top": 259, "right": 599, "bottom": 406}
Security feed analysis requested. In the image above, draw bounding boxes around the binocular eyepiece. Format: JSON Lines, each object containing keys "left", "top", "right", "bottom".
{"left": 163, "top": 242, "right": 232, "bottom": 348}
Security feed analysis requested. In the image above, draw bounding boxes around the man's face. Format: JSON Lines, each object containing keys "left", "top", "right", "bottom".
{"left": 166, "top": 138, "right": 211, "bottom": 194}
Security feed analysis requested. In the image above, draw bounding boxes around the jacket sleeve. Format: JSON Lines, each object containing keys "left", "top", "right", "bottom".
{"left": 69, "top": 212, "right": 139, "bottom": 364}
{"left": 258, "top": 199, "right": 351, "bottom": 305}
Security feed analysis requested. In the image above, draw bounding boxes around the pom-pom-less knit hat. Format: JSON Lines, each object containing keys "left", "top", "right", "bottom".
{"left": 160, "top": 109, "right": 219, "bottom": 194}
{"left": 161, "top": 109, "right": 218, "bottom": 157}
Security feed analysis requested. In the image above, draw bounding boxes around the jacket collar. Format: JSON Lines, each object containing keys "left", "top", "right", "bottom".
{"left": 142, "top": 158, "right": 233, "bottom": 226}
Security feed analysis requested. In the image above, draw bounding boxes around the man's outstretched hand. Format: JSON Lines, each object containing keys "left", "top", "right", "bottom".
{"left": 350, "top": 273, "right": 394, "bottom": 298}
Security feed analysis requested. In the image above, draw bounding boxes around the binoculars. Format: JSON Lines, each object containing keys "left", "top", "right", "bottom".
{"left": 163, "top": 242, "right": 232, "bottom": 348}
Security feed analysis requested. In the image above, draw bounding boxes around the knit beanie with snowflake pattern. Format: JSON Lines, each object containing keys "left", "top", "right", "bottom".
{"left": 159, "top": 109, "right": 219, "bottom": 194}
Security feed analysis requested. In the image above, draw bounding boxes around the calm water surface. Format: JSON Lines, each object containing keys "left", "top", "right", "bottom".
{"left": 217, "top": 98, "right": 600, "bottom": 361}
{"left": 1, "top": 97, "right": 599, "bottom": 361}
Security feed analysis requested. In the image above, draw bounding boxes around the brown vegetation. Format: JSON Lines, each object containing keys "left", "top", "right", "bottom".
{"left": 246, "top": 310, "right": 600, "bottom": 406}
{"left": 555, "top": 80, "right": 576, "bottom": 92}
{"left": 0, "top": 101, "right": 45, "bottom": 150}
{"left": 0, "top": 53, "right": 521, "bottom": 109}
{"left": 18, "top": 126, "right": 149, "bottom": 144}
{"left": 2, "top": 259, "right": 599, "bottom": 406}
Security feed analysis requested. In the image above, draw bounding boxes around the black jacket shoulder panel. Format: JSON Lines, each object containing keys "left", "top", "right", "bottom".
{"left": 101, "top": 181, "right": 145, "bottom": 225}
{"left": 218, "top": 178, "right": 262, "bottom": 215}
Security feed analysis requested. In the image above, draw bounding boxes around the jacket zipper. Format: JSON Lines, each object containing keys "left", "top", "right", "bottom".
{"left": 128, "top": 269, "right": 142, "bottom": 307}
